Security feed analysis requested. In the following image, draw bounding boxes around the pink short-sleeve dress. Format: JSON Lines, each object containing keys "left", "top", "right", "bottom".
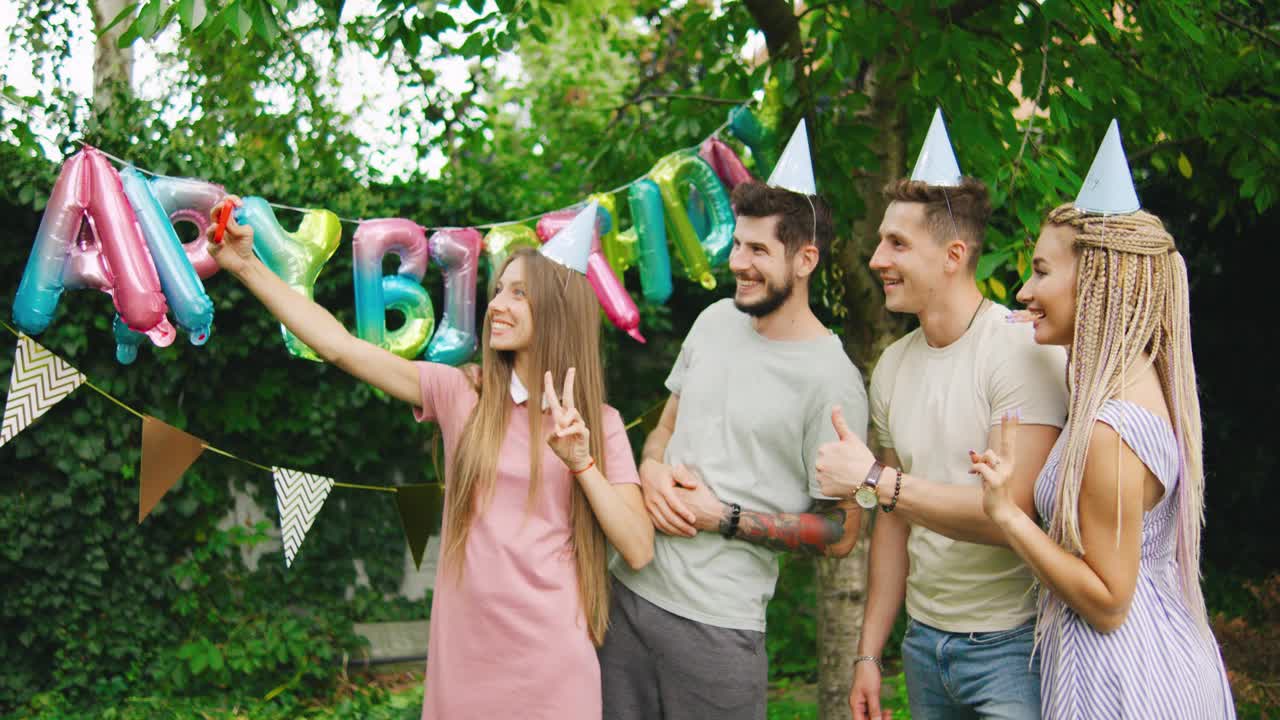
{"left": 412, "top": 362, "right": 640, "bottom": 720}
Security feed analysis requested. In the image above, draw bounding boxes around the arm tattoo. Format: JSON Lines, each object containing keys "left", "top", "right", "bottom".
{"left": 718, "top": 501, "right": 849, "bottom": 556}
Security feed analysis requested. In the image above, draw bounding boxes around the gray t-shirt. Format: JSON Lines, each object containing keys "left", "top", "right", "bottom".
{"left": 613, "top": 299, "right": 868, "bottom": 631}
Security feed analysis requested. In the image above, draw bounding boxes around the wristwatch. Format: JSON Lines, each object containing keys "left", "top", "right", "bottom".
{"left": 854, "top": 461, "right": 883, "bottom": 510}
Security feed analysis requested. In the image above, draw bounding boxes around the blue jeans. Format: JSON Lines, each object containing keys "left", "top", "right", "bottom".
{"left": 900, "top": 617, "right": 1041, "bottom": 720}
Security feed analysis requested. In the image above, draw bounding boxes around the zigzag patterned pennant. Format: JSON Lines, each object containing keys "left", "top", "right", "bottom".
{"left": 1, "top": 334, "right": 86, "bottom": 448}
{"left": 272, "top": 466, "right": 335, "bottom": 568}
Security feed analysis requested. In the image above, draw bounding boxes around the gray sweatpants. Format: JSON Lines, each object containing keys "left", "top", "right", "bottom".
{"left": 599, "top": 579, "right": 768, "bottom": 720}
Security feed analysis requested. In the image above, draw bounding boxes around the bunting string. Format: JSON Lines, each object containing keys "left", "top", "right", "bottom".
{"left": 0, "top": 317, "right": 663, "bottom": 487}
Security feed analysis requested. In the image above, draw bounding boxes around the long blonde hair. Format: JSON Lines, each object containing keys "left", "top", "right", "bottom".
{"left": 441, "top": 247, "right": 612, "bottom": 646}
{"left": 1040, "top": 203, "right": 1208, "bottom": 636}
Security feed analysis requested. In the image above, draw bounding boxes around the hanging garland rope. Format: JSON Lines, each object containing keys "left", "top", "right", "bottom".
{"left": 0, "top": 318, "right": 663, "bottom": 489}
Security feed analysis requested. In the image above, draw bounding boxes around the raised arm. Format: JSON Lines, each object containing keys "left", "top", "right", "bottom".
{"left": 874, "top": 420, "right": 1059, "bottom": 545}
{"left": 816, "top": 407, "right": 1059, "bottom": 546}
{"left": 208, "top": 198, "right": 421, "bottom": 408}
{"left": 544, "top": 370, "right": 653, "bottom": 569}
{"left": 977, "top": 416, "right": 1147, "bottom": 633}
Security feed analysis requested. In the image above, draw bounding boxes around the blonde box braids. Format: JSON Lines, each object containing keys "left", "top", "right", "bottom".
{"left": 1038, "top": 203, "right": 1209, "bottom": 641}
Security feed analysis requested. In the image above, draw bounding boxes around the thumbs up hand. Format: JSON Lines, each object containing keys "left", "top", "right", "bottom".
{"left": 815, "top": 405, "right": 875, "bottom": 499}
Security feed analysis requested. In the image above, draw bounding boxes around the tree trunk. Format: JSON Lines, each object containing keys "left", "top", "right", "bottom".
{"left": 91, "top": 0, "right": 134, "bottom": 110}
{"left": 812, "top": 57, "right": 911, "bottom": 720}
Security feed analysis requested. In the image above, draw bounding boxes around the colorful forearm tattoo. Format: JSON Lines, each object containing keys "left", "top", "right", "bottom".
{"left": 719, "top": 501, "right": 849, "bottom": 556}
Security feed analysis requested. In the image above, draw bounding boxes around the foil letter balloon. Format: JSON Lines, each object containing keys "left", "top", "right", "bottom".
{"left": 482, "top": 224, "right": 540, "bottom": 298}
{"left": 13, "top": 147, "right": 174, "bottom": 356}
{"left": 728, "top": 106, "right": 778, "bottom": 178}
{"left": 649, "top": 152, "right": 732, "bottom": 276}
{"left": 148, "top": 175, "right": 227, "bottom": 279}
{"left": 699, "top": 137, "right": 755, "bottom": 191}
{"left": 426, "top": 228, "right": 483, "bottom": 364}
{"left": 352, "top": 219, "right": 436, "bottom": 360}
{"left": 119, "top": 168, "right": 215, "bottom": 346}
{"left": 536, "top": 207, "right": 645, "bottom": 342}
{"left": 627, "top": 179, "right": 674, "bottom": 305}
{"left": 236, "top": 198, "right": 342, "bottom": 361}
{"left": 589, "top": 192, "right": 635, "bottom": 278}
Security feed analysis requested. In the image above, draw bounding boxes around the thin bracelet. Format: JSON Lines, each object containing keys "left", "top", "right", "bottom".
{"left": 853, "top": 655, "right": 883, "bottom": 672}
{"left": 571, "top": 458, "right": 595, "bottom": 475}
{"left": 882, "top": 468, "right": 902, "bottom": 512}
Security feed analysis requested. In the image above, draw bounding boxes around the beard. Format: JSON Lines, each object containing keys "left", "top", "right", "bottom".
{"left": 733, "top": 273, "right": 794, "bottom": 318}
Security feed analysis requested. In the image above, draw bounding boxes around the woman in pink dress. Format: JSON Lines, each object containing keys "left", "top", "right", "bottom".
{"left": 207, "top": 199, "right": 654, "bottom": 719}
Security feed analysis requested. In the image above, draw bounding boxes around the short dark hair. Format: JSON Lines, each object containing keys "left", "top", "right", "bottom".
{"left": 730, "top": 182, "right": 834, "bottom": 260}
{"left": 883, "top": 177, "right": 991, "bottom": 269}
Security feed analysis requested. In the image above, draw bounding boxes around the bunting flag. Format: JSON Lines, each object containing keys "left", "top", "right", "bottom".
{"left": 396, "top": 483, "right": 445, "bottom": 570}
{"left": 139, "top": 415, "right": 206, "bottom": 523}
{"left": 1, "top": 334, "right": 86, "bottom": 448}
{"left": 273, "top": 466, "right": 335, "bottom": 568}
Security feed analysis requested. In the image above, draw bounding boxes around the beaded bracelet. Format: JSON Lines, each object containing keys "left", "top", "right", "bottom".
{"left": 882, "top": 467, "right": 903, "bottom": 513}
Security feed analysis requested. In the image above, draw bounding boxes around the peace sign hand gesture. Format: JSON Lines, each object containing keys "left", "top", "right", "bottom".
{"left": 544, "top": 368, "right": 592, "bottom": 473}
{"left": 971, "top": 410, "right": 1021, "bottom": 527}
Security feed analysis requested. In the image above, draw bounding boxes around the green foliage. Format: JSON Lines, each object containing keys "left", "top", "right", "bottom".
{"left": 1, "top": 0, "right": 1277, "bottom": 716}
{"left": 767, "top": 556, "right": 819, "bottom": 681}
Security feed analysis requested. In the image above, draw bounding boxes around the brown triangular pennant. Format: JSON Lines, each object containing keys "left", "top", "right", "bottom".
{"left": 139, "top": 415, "right": 205, "bottom": 523}
{"left": 396, "top": 483, "right": 444, "bottom": 570}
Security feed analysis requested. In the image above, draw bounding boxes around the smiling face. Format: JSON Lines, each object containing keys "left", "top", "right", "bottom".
{"left": 486, "top": 256, "right": 534, "bottom": 352}
{"left": 728, "top": 214, "right": 806, "bottom": 318}
{"left": 868, "top": 201, "right": 951, "bottom": 314}
{"left": 1016, "top": 223, "right": 1079, "bottom": 346}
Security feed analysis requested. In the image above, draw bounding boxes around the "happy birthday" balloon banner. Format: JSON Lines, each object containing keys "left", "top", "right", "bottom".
{"left": 11, "top": 107, "right": 771, "bottom": 366}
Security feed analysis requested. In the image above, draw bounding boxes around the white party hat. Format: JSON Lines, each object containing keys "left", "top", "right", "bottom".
{"left": 1074, "top": 119, "right": 1141, "bottom": 215}
{"left": 539, "top": 201, "right": 596, "bottom": 274}
{"left": 766, "top": 119, "right": 817, "bottom": 195}
{"left": 909, "top": 108, "right": 962, "bottom": 187}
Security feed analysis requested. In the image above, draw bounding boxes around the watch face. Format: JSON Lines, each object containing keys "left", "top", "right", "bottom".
{"left": 855, "top": 486, "right": 878, "bottom": 510}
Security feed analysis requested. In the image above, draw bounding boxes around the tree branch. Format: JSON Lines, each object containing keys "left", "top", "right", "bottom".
{"left": 939, "top": 0, "right": 999, "bottom": 26}
{"left": 1214, "top": 10, "right": 1280, "bottom": 51}
{"left": 743, "top": 0, "right": 804, "bottom": 60}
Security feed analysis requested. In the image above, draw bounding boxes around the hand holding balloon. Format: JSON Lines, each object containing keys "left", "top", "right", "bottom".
{"left": 206, "top": 197, "right": 254, "bottom": 275}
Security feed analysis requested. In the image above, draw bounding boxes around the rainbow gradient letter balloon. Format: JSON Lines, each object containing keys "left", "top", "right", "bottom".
{"left": 13, "top": 147, "right": 174, "bottom": 360}
{"left": 148, "top": 175, "right": 227, "bottom": 280}
{"left": 351, "top": 218, "right": 436, "bottom": 360}
{"left": 120, "top": 168, "right": 215, "bottom": 346}
{"left": 427, "top": 228, "right": 482, "bottom": 364}
{"left": 236, "top": 198, "right": 342, "bottom": 361}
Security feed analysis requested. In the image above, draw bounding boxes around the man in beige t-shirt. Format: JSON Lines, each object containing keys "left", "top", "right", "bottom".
{"left": 815, "top": 174, "right": 1066, "bottom": 719}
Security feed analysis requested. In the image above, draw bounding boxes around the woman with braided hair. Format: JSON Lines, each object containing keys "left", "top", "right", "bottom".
{"left": 972, "top": 122, "right": 1235, "bottom": 718}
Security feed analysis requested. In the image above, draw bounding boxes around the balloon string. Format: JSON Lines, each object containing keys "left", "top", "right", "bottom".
{"left": 74, "top": 98, "right": 754, "bottom": 233}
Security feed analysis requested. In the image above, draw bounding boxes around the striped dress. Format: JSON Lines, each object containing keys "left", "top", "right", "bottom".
{"left": 1033, "top": 400, "right": 1235, "bottom": 719}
